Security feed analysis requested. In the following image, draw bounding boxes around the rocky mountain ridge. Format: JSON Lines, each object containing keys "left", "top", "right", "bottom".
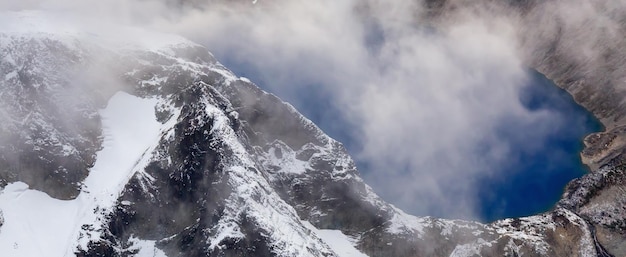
{"left": 0, "top": 4, "right": 624, "bottom": 257}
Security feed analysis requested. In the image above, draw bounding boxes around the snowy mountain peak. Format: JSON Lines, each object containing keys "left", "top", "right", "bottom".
{"left": 0, "top": 7, "right": 620, "bottom": 257}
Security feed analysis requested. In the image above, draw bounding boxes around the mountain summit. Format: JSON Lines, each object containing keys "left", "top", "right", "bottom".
{"left": 0, "top": 7, "right": 624, "bottom": 257}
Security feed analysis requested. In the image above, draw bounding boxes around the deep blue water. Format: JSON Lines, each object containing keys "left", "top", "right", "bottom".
{"left": 474, "top": 70, "right": 603, "bottom": 222}
{"left": 216, "top": 55, "right": 602, "bottom": 223}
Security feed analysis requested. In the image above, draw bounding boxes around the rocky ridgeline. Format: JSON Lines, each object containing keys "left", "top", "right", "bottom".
{"left": 1, "top": 0, "right": 626, "bottom": 255}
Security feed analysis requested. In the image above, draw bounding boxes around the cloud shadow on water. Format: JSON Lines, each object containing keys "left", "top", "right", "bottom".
{"left": 473, "top": 70, "right": 603, "bottom": 222}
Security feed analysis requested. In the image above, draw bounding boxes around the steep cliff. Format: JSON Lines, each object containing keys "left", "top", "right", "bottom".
{"left": 0, "top": 3, "right": 624, "bottom": 256}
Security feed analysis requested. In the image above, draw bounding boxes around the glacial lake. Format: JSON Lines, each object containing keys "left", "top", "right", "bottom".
{"left": 474, "top": 70, "right": 603, "bottom": 222}
{"left": 219, "top": 56, "right": 602, "bottom": 223}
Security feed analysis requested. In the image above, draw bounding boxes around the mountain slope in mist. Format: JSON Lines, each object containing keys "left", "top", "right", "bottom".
{"left": 0, "top": 9, "right": 622, "bottom": 257}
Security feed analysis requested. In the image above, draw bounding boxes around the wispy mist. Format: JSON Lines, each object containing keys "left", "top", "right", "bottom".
{"left": 155, "top": 0, "right": 546, "bottom": 219}
{"left": 2, "top": 0, "right": 618, "bottom": 220}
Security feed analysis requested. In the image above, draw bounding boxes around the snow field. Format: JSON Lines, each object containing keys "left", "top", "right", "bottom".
{"left": 0, "top": 92, "right": 164, "bottom": 257}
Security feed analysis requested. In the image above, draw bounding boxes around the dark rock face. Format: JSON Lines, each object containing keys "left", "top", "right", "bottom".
{"left": 60, "top": 42, "right": 338, "bottom": 256}
{"left": 0, "top": 35, "right": 105, "bottom": 199}
{"left": 62, "top": 37, "right": 601, "bottom": 256}
{"left": 560, "top": 164, "right": 626, "bottom": 256}
{"left": 2, "top": 1, "right": 626, "bottom": 256}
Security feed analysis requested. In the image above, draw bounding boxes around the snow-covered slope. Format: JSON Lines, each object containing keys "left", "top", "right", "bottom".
{"left": 0, "top": 11, "right": 338, "bottom": 257}
{"left": 0, "top": 92, "right": 163, "bottom": 256}
{"left": 0, "top": 9, "right": 619, "bottom": 257}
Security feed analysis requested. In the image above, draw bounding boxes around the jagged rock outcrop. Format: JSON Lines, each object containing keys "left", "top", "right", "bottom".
{"left": 0, "top": 32, "right": 105, "bottom": 199}
{"left": 1, "top": 1, "right": 626, "bottom": 255}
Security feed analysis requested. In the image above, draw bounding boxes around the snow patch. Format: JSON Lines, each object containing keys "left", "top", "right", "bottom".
{"left": 264, "top": 143, "right": 310, "bottom": 175}
{"left": 0, "top": 182, "right": 81, "bottom": 257}
{"left": 302, "top": 221, "right": 368, "bottom": 257}
{"left": 75, "top": 92, "right": 168, "bottom": 251}
{"left": 81, "top": 92, "right": 161, "bottom": 199}
{"left": 386, "top": 206, "right": 427, "bottom": 237}
{"left": 128, "top": 236, "right": 168, "bottom": 257}
{"left": 0, "top": 92, "right": 166, "bottom": 256}
{"left": 449, "top": 238, "right": 491, "bottom": 257}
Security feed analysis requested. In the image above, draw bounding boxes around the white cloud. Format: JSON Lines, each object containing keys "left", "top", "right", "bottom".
{"left": 1, "top": 0, "right": 614, "bottom": 219}
{"left": 155, "top": 0, "right": 554, "bottom": 218}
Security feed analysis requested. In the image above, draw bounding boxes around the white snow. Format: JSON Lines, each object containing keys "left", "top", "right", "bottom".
{"left": 194, "top": 101, "right": 335, "bottom": 256}
{"left": 0, "top": 92, "right": 167, "bottom": 256}
{"left": 74, "top": 92, "right": 164, "bottom": 250}
{"left": 449, "top": 238, "right": 490, "bottom": 257}
{"left": 264, "top": 143, "right": 310, "bottom": 175}
{"left": 302, "top": 221, "right": 368, "bottom": 257}
{"left": 82, "top": 92, "right": 161, "bottom": 199}
{"left": 0, "top": 182, "right": 81, "bottom": 257}
{"left": 4, "top": 70, "right": 18, "bottom": 81}
{"left": 386, "top": 206, "right": 427, "bottom": 236}
{"left": 128, "top": 236, "right": 168, "bottom": 257}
